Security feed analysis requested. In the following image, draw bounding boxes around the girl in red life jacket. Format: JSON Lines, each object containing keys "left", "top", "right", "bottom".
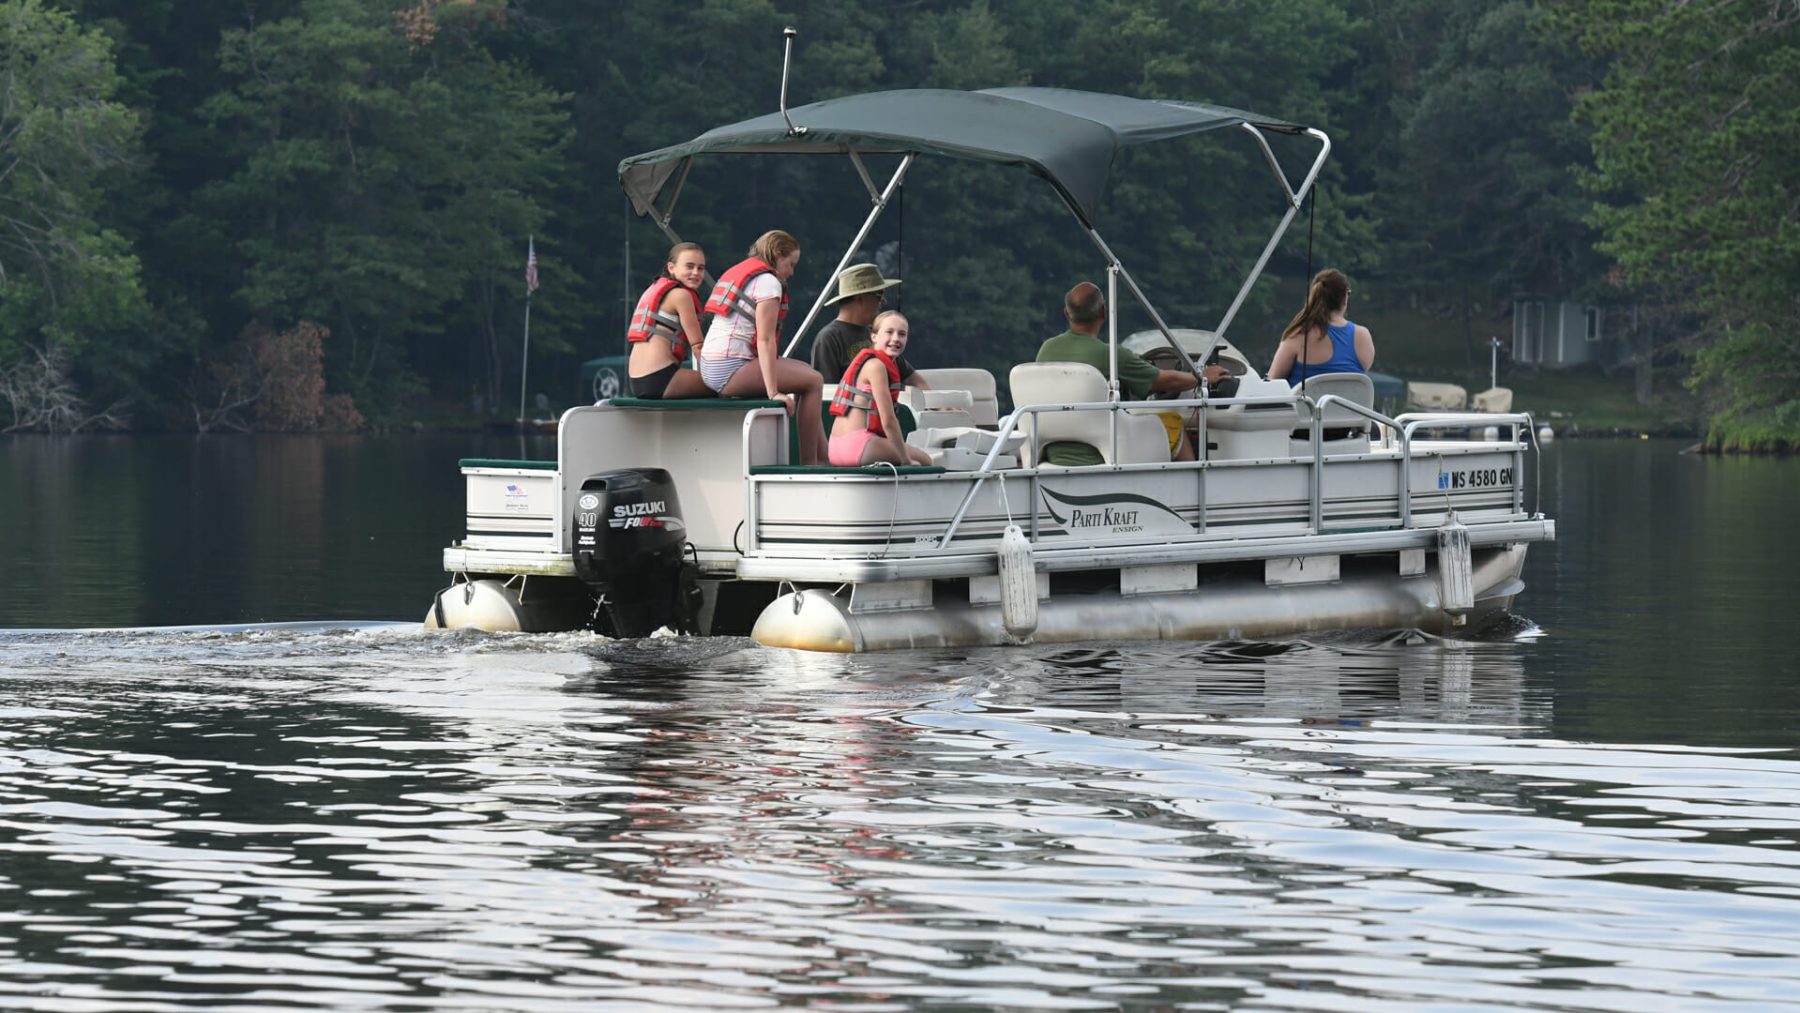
{"left": 625, "top": 242, "right": 712, "bottom": 399}
{"left": 699, "top": 229, "right": 827, "bottom": 464}
{"left": 828, "top": 311, "right": 933, "bottom": 467}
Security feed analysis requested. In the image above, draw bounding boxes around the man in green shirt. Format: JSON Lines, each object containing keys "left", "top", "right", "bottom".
{"left": 1033, "top": 282, "right": 1205, "bottom": 466}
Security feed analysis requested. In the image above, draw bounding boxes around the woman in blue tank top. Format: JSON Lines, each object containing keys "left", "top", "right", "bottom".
{"left": 1267, "top": 268, "right": 1375, "bottom": 385}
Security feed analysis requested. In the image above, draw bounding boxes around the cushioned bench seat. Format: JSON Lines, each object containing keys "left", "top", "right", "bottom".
{"left": 606, "top": 395, "right": 799, "bottom": 461}
{"left": 607, "top": 396, "right": 784, "bottom": 410}
{"left": 605, "top": 397, "right": 921, "bottom": 467}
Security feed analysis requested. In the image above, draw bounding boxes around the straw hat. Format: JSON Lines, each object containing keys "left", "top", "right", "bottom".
{"left": 826, "top": 263, "right": 902, "bottom": 304}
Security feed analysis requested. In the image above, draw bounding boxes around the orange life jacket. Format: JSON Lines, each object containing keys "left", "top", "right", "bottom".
{"left": 626, "top": 278, "right": 701, "bottom": 358}
{"left": 829, "top": 348, "right": 903, "bottom": 436}
{"left": 703, "top": 258, "right": 789, "bottom": 326}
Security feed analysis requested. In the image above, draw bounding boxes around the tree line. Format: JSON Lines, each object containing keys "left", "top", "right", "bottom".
{"left": 0, "top": 0, "right": 1792, "bottom": 449}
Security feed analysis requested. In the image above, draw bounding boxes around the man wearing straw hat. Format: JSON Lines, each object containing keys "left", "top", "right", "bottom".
{"left": 809, "top": 263, "right": 929, "bottom": 389}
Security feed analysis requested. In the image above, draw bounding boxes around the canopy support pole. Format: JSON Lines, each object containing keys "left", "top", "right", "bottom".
{"left": 635, "top": 158, "right": 719, "bottom": 291}
{"left": 1212, "top": 127, "right": 1331, "bottom": 342}
{"left": 847, "top": 151, "right": 881, "bottom": 203}
{"left": 659, "top": 158, "right": 693, "bottom": 232}
{"left": 1068, "top": 208, "right": 1201, "bottom": 380}
{"left": 641, "top": 160, "right": 693, "bottom": 253}
{"left": 1107, "top": 265, "right": 1120, "bottom": 462}
{"left": 782, "top": 152, "right": 914, "bottom": 358}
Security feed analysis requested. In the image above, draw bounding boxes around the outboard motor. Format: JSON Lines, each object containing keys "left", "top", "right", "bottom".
{"left": 571, "top": 468, "right": 699, "bottom": 637}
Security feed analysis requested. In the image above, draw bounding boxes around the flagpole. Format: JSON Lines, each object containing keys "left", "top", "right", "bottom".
{"left": 518, "top": 295, "right": 532, "bottom": 424}
{"left": 518, "top": 236, "right": 537, "bottom": 426}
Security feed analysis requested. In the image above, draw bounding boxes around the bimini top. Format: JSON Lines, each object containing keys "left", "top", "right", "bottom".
{"left": 618, "top": 87, "right": 1301, "bottom": 226}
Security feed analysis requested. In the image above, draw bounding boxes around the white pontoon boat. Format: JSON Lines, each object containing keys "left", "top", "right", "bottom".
{"left": 428, "top": 81, "right": 1554, "bottom": 652}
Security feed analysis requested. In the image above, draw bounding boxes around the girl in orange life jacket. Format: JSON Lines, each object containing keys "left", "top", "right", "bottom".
{"left": 699, "top": 229, "right": 827, "bottom": 464}
{"left": 828, "top": 311, "right": 933, "bottom": 467}
{"left": 626, "top": 242, "right": 713, "bottom": 399}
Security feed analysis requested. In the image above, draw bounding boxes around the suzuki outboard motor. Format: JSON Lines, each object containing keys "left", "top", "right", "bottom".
{"left": 570, "top": 468, "right": 699, "bottom": 637}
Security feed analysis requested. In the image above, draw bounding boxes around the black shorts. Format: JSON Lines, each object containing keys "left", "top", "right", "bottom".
{"left": 628, "top": 362, "right": 680, "bottom": 399}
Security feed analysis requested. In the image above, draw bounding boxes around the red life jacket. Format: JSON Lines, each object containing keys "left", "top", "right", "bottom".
{"left": 829, "top": 348, "right": 903, "bottom": 436}
{"left": 626, "top": 278, "right": 701, "bottom": 358}
{"left": 703, "top": 257, "right": 789, "bottom": 326}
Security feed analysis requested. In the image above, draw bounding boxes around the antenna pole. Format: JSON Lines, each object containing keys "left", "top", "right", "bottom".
{"left": 779, "top": 27, "right": 805, "bottom": 137}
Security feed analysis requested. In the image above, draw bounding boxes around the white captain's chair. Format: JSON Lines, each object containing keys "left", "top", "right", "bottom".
{"left": 911, "top": 367, "right": 1000, "bottom": 426}
{"left": 1008, "top": 362, "right": 1169, "bottom": 466}
{"left": 1292, "top": 371, "right": 1376, "bottom": 455}
{"left": 1202, "top": 374, "right": 1300, "bottom": 460}
{"left": 901, "top": 368, "right": 1012, "bottom": 469}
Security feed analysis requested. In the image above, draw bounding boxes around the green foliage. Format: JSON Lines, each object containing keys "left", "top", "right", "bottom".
{"left": 1383, "top": 1, "right": 1601, "bottom": 298}
{"left": 1692, "top": 322, "right": 1800, "bottom": 452}
{"left": 1566, "top": 0, "right": 1800, "bottom": 447}
{"left": 8, "top": 0, "right": 1737, "bottom": 438}
{"left": 0, "top": 0, "right": 148, "bottom": 372}
{"left": 190, "top": 0, "right": 571, "bottom": 422}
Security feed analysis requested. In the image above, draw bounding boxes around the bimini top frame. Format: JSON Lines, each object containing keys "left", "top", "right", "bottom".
{"left": 617, "top": 86, "right": 1331, "bottom": 380}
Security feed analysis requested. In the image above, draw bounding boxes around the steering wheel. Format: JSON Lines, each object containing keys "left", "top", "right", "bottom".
{"left": 1141, "top": 347, "right": 1203, "bottom": 400}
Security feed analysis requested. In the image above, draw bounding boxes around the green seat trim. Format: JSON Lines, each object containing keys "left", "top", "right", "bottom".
{"left": 606, "top": 396, "right": 783, "bottom": 410}
{"left": 749, "top": 464, "right": 946, "bottom": 476}
{"left": 459, "top": 458, "right": 557, "bottom": 470}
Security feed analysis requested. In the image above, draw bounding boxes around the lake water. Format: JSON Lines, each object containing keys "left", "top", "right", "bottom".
{"left": 2, "top": 435, "right": 1797, "bottom": 1010}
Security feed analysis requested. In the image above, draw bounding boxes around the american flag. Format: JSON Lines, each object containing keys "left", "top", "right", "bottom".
{"left": 525, "top": 237, "right": 539, "bottom": 294}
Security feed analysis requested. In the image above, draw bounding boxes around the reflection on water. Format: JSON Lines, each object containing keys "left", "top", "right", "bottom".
{"left": 5, "top": 435, "right": 1800, "bottom": 745}
{"left": 0, "top": 433, "right": 554, "bottom": 628}
{"left": 3, "top": 626, "right": 1798, "bottom": 1010}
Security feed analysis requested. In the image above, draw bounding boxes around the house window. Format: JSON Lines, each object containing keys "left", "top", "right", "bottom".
{"left": 1585, "top": 306, "right": 1601, "bottom": 342}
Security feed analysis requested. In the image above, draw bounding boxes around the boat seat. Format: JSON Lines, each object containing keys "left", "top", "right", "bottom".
{"left": 1291, "top": 372, "right": 1375, "bottom": 456}
{"left": 1008, "top": 362, "right": 1169, "bottom": 466}
{"left": 607, "top": 396, "right": 782, "bottom": 410}
{"left": 907, "top": 427, "right": 1026, "bottom": 471}
{"left": 909, "top": 407, "right": 977, "bottom": 431}
{"left": 898, "top": 388, "right": 978, "bottom": 434}
{"left": 926, "top": 447, "right": 1019, "bottom": 470}
{"left": 911, "top": 367, "right": 1000, "bottom": 426}
{"left": 1200, "top": 375, "right": 1299, "bottom": 460}
{"left": 603, "top": 395, "right": 799, "bottom": 462}
{"left": 898, "top": 387, "right": 974, "bottom": 414}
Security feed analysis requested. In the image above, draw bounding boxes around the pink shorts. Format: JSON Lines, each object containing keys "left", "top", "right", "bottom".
{"left": 828, "top": 427, "right": 878, "bottom": 466}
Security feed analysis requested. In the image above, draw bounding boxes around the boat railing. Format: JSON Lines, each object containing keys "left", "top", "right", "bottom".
{"left": 937, "top": 390, "right": 1311, "bottom": 547}
{"left": 1306, "top": 393, "right": 1405, "bottom": 531}
{"left": 1392, "top": 411, "right": 1540, "bottom": 524}
{"left": 932, "top": 392, "right": 1537, "bottom": 549}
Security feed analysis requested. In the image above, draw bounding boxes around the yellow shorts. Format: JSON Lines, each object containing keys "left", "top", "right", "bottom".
{"left": 1157, "top": 411, "right": 1184, "bottom": 454}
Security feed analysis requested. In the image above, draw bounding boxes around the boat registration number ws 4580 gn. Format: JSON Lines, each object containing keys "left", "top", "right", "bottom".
{"left": 1439, "top": 467, "right": 1513, "bottom": 490}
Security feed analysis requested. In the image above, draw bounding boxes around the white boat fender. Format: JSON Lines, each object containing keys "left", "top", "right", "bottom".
{"left": 426, "top": 577, "right": 523, "bottom": 632}
{"left": 1436, "top": 510, "right": 1474, "bottom": 625}
{"left": 1537, "top": 425, "right": 1555, "bottom": 442}
{"left": 997, "top": 524, "right": 1037, "bottom": 642}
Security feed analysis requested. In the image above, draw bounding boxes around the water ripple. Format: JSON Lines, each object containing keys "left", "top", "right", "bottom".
{"left": 0, "top": 626, "right": 1796, "bottom": 1009}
